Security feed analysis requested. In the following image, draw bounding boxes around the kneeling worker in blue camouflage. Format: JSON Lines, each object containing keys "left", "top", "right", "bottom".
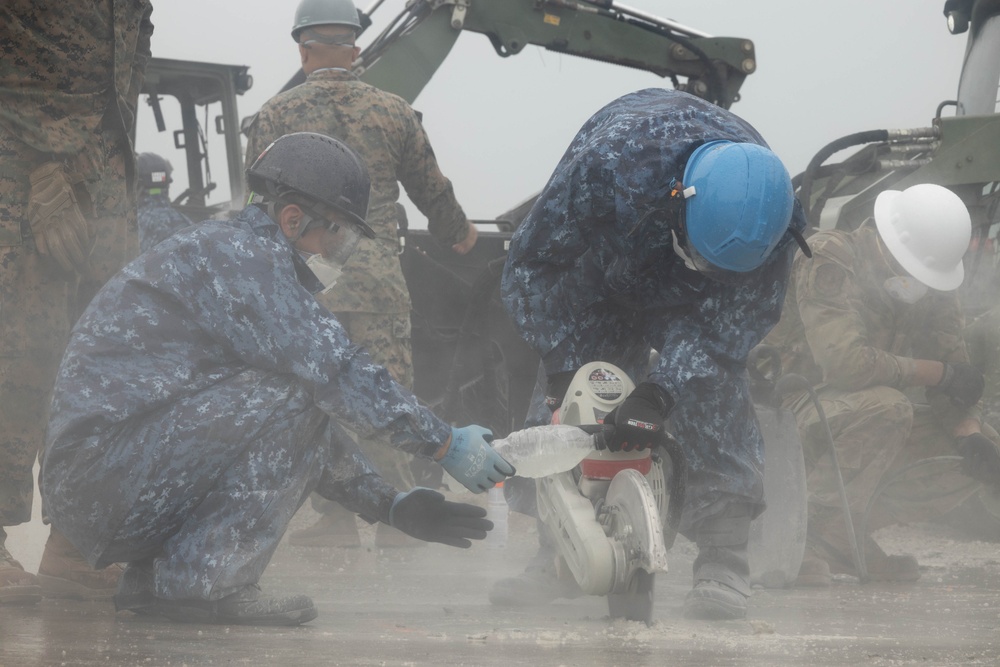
{"left": 497, "top": 88, "right": 809, "bottom": 620}
{"left": 40, "top": 133, "right": 514, "bottom": 626}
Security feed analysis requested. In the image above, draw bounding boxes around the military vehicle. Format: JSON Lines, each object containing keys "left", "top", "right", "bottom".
{"left": 139, "top": 0, "right": 757, "bottom": 438}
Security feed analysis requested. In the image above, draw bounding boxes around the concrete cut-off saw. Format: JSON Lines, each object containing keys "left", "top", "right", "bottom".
{"left": 492, "top": 362, "right": 686, "bottom": 625}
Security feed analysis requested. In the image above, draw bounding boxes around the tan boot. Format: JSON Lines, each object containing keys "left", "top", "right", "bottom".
{"left": 794, "top": 547, "right": 832, "bottom": 587}
{"left": 0, "top": 528, "right": 42, "bottom": 604}
{"left": 808, "top": 531, "right": 920, "bottom": 583}
{"left": 36, "top": 528, "right": 121, "bottom": 600}
{"left": 288, "top": 510, "right": 360, "bottom": 548}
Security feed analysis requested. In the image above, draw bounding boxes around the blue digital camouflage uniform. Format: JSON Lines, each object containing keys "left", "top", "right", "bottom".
{"left": 137, "top": 194, "right": 194, "bottom": 253}
{"left": 501, "top": 89, "right": 805, "bottom": 531}
{"left": 40, "top": 205, "right": 452, "bottom": 601}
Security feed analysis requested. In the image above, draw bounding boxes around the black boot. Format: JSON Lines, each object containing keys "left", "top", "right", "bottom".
{"left": 682, "top": 504, "right": 752, "bottom": 621}
{"left": 141, "top": 584, "right": 317, "bottom": 626}
{"left": 114, "top": 560, "right": 156, "bottom": 613}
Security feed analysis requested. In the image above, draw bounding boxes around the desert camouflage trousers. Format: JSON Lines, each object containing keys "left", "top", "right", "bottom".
{"left": 0, "top": 129, "right": 138, "bottom": 526}
{"left": 786, "top": 384, "right": 989, "bottom": 544}
{"left": 312, "top": 310, "right": 417, "bottom": 515}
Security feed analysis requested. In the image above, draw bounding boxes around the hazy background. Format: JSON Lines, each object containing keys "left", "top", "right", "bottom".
{"left": 137, "top": 0, "right": 970, "bottom": 223}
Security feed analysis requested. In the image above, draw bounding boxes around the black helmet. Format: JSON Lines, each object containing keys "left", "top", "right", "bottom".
{"left": 136, "top": 152, "right": 173, "bottom": 192}
{"left": 246, "top": 132, "right": 374, "bottom": 238}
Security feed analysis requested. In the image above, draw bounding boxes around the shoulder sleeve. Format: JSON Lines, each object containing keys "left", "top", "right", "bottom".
{"left": 795, "top": 232, "right": 916, "bottom": 390}
{"left": 184, "top": 233, "right": 452, "bottom": 456}
{"left": 395, "top": 102, "right": 468, "bottom": 247}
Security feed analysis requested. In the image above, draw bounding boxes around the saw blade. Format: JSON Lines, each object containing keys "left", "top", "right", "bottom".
{"left": 606, "top": 468, "right": 668, "bottom": 574}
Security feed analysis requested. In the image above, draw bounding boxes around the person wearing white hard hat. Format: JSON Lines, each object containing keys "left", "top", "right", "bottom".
{"left": 762, "top": 182, "right": 1000, "bottom": 587}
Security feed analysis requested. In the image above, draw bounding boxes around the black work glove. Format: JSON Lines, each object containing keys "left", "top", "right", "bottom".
{"left": 389, "top": 487, "right": 493, "bottom": 548}
{"left": 957, "top": 433, "right": 1000, "bottom": 487}
{"left": 544, "top": 370, "right": 576, "bottom": 414}
{"left": 935, "top": 362, "right": 985, "bottom": 408}
{"left": 604, "top": 382, "right": 674, "bottom": 452}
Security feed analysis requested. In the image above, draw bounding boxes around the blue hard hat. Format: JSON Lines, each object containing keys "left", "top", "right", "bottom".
{"left": 681, "top": 140, "right": 794, "bottom": 273}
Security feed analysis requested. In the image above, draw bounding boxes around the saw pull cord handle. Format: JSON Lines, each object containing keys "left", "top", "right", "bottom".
{"left": 574, "top": 423, "right": 686, "bottom": 550}
{"left": 773, "top": 373, "right": 866, "bottom": 582}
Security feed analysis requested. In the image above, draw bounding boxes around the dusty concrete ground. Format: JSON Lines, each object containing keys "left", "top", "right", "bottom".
{"left": 2, "top": 501, "right": 1000, "bottom": 666}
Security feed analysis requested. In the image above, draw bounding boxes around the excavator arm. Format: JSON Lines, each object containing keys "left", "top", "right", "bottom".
{"left": 280, "top": 0, "right": 756, "bottom": 109}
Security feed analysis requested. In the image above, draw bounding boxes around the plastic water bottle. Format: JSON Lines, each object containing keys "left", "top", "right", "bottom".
{"left": 490, "top": 425, "right": 597, "bottom": 478}
{"left": 485, "top": 483, "right": 508, "bottom": 549}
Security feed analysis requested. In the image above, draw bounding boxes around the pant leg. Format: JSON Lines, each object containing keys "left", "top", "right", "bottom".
{"left": 792, "top": 384, "right": 913, "bottom": 519}
{"left": 43, "top": 369, "right": 391, "bottom": 600}
{"left": 669, "top": 376, "right": 767, "bottom": 533}
{"left": 0, "top": 133, "right": 74, "bottom": 527}
{"left": 867, "top": 404, "right": 987, "bottom": 529}
{"left": 72, "top": 118, "right": 138, "bottom": 320}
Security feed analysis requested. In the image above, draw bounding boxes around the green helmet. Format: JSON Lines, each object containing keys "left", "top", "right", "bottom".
{"left": 291, "top": 0, "right": 362, "bottom": 42}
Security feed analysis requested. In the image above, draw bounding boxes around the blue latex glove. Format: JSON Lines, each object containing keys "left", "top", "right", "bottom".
{"left": 439, "top": 425, "right": 515, "bottom": 493}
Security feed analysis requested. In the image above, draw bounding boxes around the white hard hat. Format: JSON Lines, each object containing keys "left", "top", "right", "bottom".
{"left": 874, "top": 184, "right": 971, "bottom": 291}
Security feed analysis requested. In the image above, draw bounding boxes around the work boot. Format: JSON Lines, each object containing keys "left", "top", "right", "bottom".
{"left": 0, "top": 528, "right": 42, "bottom": 605}
{"left": 142, "top": 584, "right": 317, "bottom": 626}
{"left": 36, "top": 528, "right": 121, "bottom": 600}
{"left": 374, "top": 523, "right": 426, "bottom": 549}
{"left": 808, "top": 532, "right": 920, "bottom": 583}
{"left": 684, "top": 580, "right": 749, "bottom": 620}
{"left": 795, "top": 547, "right": 833, "bottom": 588}
{"left": 288, "top": 510, "right": 360, "bottom": 548}
{"left": 488, "top": 547, "right": 583, "bottom": 607}
{"left": 114, "top": 561, "right": 156, "bottom": 614}
{"left": 682, "top": 504, "right": 752, "bottom": 621}
{"left": 794, "top": 549, "right": 832, "bottom": 587}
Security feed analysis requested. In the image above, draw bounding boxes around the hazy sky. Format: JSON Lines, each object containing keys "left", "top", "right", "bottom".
{"left": 138, "top": 0, "right": 969, "bottom": 222}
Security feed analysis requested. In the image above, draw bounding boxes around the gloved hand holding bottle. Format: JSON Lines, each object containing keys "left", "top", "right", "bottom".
{"left": 436, "top": 425, "right": 516, "bottom": 493}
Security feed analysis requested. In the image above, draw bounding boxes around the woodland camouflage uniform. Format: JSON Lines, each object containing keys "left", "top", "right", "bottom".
{"left": 0, "top": 0, "right": 153, "bottom": 535}
{"left": 763, "top": 224, "right": 987, "bottom": 564}
{"left": 246, "top": 69, "right": 468, "bottom": 491}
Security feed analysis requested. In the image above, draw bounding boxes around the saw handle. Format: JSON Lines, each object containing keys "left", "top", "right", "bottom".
{"left": 578, "top": 423, "right": 616, "bottom": 450}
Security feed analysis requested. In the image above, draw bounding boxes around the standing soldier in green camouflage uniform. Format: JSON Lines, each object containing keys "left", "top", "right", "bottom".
{"left": 0, "top": 1, "right": 153, "bottom": 603}
{"left": 245, "top": 0, "right": 478, "bottom": 548}
{"left": 764, "top": 184, "right": 1000, "bottom": 586}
